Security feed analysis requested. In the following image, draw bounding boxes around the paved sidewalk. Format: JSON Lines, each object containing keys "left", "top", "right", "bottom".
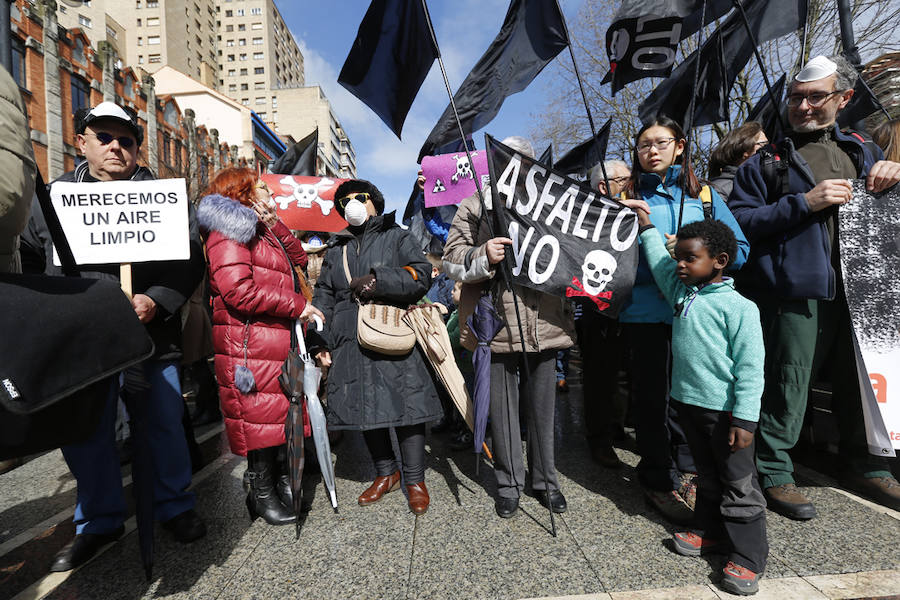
{"left": 2, "top": 381, "right": 899, "bottom": 599}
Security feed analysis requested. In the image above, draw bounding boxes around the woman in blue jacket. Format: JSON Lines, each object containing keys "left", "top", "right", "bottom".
{"left": 621, "top": 116, "right": 750, "bottom": 523}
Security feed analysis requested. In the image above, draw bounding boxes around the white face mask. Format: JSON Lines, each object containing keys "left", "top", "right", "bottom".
{"left": 343, "top": 198, "right": 369, "bottom": 226}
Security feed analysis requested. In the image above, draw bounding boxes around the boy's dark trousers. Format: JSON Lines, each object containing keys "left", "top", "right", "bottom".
{"left": 576, "top": 311, "right": 627, "bottom": 452}
{"left": 676, "top": 401, "right": 768, "bottom": 574}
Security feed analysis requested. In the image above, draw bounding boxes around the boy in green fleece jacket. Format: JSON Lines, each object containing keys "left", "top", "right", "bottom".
{"left": 630, "top": 205, "right": 767, "bottom": 596}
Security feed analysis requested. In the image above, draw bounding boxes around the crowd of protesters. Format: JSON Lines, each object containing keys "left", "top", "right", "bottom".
{"left": 2, "top": 52, "right": 900, "bottom": 597}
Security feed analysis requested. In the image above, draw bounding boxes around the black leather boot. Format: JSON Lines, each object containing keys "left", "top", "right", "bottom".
{"left": 274, "top": 445, "right": 293, "bottom": 508}
{"left": 246, "top": 447, "right": 295, "bottom": 526}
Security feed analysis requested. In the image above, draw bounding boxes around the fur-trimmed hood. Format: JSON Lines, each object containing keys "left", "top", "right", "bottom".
{"left": 197, "top": 193, "right": 259, "bottom": 243}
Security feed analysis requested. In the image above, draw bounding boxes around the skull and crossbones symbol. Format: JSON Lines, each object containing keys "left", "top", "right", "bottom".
{"left": 566, "top": 249, "right": 617, "bottom": 311}
{"left": 451, "top": 152, "right": 476, "bottom": 184}
{"left": 273, "top": 176, "right": 335, "bottom": 215}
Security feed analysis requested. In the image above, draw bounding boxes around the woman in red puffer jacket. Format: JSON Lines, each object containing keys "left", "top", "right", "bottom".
{"left": 198, "top": 167, "right": 322, "bottom": 526}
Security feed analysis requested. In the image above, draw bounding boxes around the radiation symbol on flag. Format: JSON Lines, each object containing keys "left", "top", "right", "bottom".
{"left": 433, "top": 178, "right": 446, "bottom": 193}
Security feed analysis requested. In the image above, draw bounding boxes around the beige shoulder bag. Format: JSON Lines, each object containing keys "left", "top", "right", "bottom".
{"left": 342, "top": 245, "right": 416, "bottom": 356}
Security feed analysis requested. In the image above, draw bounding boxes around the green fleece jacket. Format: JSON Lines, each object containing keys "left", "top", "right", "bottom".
{"left": 640, "top": 228, "right": 764, "bottom": 423}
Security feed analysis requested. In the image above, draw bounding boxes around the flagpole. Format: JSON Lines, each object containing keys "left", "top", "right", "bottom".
{"left": 553, "top": 0, "right": 612, "bottom": 198}
{"left": 420, "top": 0, "right": 557, "bottom": 537}
{"left": 730, "top": 0, "right": 788, "bottom": 135}
{"left": 677, "top": 0, "right": 708, "bottom": 231}
{"left": 799, "top": 0, "right": 810, "bottom": 67}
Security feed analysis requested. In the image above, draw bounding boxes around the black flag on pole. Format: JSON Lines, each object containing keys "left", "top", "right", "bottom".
{"left": 417, "top": 0, "right": 568, "bottom": 162}
{"left": 603, "top": 0, "right": 733, "bottom": 94}
{"left": 484, "top": 135, "right": 638, "bottom": 317}
{"left": 746, "top": 73, "right": 785, "bottom": 141}
{"left": 553, "top": 118, "right": 612, "bottom": 175}
{"left": 338, "top": 0, "right": 438, "bottom": 138}
{"left": 538, "top": 144, "right": 553, "bottom": 167}
{"left": 638, "top": 0, "right": 806, "bottom": 126}
{"left": 270, "top": 130, "right": 318, "bottom": 176}
{"left": 837, "top": 78, "right": 885, "bottom": 129}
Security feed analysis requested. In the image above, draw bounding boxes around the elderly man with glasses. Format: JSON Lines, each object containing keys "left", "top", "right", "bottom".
{"left": 728, "top": 56, "right": 900, "bottom": 520}
{"left": 21, "top": 102, "right": 208, "bottom": 571}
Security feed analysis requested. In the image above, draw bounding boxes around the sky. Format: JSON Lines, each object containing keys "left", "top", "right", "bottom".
{"left": 278, "top": 0, "right": 584, "bottom": 217}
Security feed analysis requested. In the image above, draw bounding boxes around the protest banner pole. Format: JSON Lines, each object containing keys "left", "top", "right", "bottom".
{"left": 120, "top": 263, "right": 133, "bottom": 299}
{"left": 799, "top": 0, "right": 810, "bottom": 66}
{"left": 420, "top": 2, "right": 556, "bottom": 534}
{"left": 677, "top": 0, "right": 708, "bottom": 231}
{"left": 553, "top": 0, "right": 612, "bottom": 198}
{"left": 730, "top": 0, "right": 788, "bottom": 136}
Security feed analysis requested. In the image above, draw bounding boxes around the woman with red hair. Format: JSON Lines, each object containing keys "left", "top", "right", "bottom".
{"left": 198, "top": 167, "right": 322, "bottom": 526}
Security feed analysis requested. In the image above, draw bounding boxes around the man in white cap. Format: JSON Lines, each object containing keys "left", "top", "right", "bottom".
{"left": 21, "top": 102, "right": 208, "bottom": 571}
{"left": 728, "top": 56, "right": 900, "bottom": 520}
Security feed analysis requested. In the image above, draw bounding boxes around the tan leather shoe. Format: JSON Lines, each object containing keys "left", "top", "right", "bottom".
{"left": 406, "top": 482, "right": 430, "bottom": 515}
{"left": 764, "top": 483, "right": 816, "bottom": 520}
{"left": 358, "top": 471, "right": 401, "bottom": 506}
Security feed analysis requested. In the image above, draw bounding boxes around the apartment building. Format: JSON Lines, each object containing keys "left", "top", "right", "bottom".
{"left": 215, "top": 0, "right": 303, "bottom": 127}
{"left": 56, "top": 0, "right": 128, "bottom": 65}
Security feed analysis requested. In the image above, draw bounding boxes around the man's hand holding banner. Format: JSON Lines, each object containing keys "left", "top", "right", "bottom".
{"left": 484, "top": 135, "right": 639, "bottom": 318}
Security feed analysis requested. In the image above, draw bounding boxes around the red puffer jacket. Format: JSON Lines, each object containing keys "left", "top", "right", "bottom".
{"left": 198, "top": 193, "right": 307, "bottom": 456}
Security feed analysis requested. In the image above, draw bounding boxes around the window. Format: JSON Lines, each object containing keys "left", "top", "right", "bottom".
{"left": 11, "top": 39, "right": 25, "bottom": 88}
{"left": 225, "top": 10, "right": 232, "bottom": 17}
{"left": 137, "top": 37, "right": 143, "bottom": 46}
{"left": 239, "top": 68, "right": 247, "bottom": 75}
{"left": 226, "top": 39, "right": 234, "bottom": 46}
{"left": 271, "top": 96, "right": 277, "bottom": 108}
{"left": 251, "top": 7, "right": 262, "bottom": 15}
{"left": 253, "top": 52, "right": 263, "bottom": 60}
{"left": 227, "top": 54, "right": 235, "bottom": 62}
{"left": 228, "top": 84, "right": 237, "bottom": 92}
{"left": 147, "top": 16, "right": 159, "bottom": 26}
{"left": 138, "top": 55, "right": 144, "bottom": 64}
{"left": 255, "top": 97, "right": 265, "bottom": 105}
{"left": 254, "top": 67, "right": 264, "bottom": 75}
{"left": 236, "top": 8, "right": 244, "bottom": 16}
{"left": 238, "top": 23, "right": 245, "bottom": 31}
{"left": 241, "top": 98, "right": 249, "bottom": 106}
{"left": 254, "top": 81, "right": 264, "bottom": 90}
{"left": 78, "top": 14, "right": 92, "bottom": 28}
{"left": 257, "top": 112, "right": 266, "bottom": 119}
{"left": 252, "top": 37, "right": 263, "bottom": 45}
{"left": 71, "top": 76, "right": 90, "bottom": 114}
{"left": 240, "top": 83, "right": 248, "bottom": 90}
{"left": 227, "top": 68, "right": 235, "bottom": 76}
{"left": 147, "top": 0, "right": 158, "bottom": 7}
{"left": 272, "top": 111, "right": 277, "bottom": 121}
{"left": 239, "top": 53, "right": 247, "bottom": 61}
{"left": 148, "top": 36, "right": 160, "bottom": 45}
{"left": 238, "top": 38, "right": 246, "bottom": 46}
{"left": 124, "top": 73, "right": 135, "bottom": 98}
{"left": 72, "top": 38, "right": 86, "bottom": 64}
{"left": 148, "top": 54, "right": 161, "bottom": 63}
{"left": 136, "top": 18, "right": 142, "bottom": 27}
{"left": 251, "top": 22, "right": 262, "bottom": 30}
{"left": 136, "top": 1, "right": 141, "bottom": 7}
{"left": 225, "top": 25, "right": 233, "bottom": 32}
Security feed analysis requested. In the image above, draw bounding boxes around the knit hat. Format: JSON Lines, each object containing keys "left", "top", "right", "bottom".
{"left": 333, "top": 179, "right": 385, "bottom": 218}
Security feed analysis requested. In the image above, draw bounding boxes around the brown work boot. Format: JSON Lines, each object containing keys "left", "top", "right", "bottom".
{"left": 358, "top": 471, "right": 401, "bottom": 506}
{"left": 406, "top": 482, "right": 430, "bottom": 515}
{"left": 764, "top": 483, "right": 817, "bottom": 520}
{"left": 839, "top": 474, "right": 900, "bottom": 511}
{"left": 645, "top": 489, "right": 694, "bottom": 525}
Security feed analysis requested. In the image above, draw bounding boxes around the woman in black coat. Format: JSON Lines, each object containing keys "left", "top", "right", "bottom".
{"left": 312, "top": 179, "right": 441, "bottom": 515}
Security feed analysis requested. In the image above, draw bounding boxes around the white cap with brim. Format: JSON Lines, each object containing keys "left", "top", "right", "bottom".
{"left": 78, "top": 101, "right": 143, "bottom": 144}
{"left": 795, "top": 56, "right": 837, "bottom": 82}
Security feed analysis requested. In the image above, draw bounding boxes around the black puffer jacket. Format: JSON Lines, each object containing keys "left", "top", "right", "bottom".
{"left": 20, "top": 164, "right": 206, "bottom": 360}
{"left": 310, "top": 212, "right": 441, "bottom": 430}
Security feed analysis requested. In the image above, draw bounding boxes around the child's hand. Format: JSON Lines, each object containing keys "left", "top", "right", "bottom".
{"left": 665, "top": 233, "right": 677, "bottom": 259}
{"left": 728, "top": 426, "right": 754, "bottom": 452}
{"left": 619, "top": 199, "right": 651, "bottom": 226}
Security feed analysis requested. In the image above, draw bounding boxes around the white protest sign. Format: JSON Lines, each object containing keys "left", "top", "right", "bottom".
{"left": 51, "top": 178, "right": 190, "bottom": 265}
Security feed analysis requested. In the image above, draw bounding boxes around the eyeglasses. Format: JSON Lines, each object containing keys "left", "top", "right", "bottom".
{"left": 786, "top": 90, "right": 840, "bottom": 108}
{"left": 609, "top": 176, "right": 630, "bottom": 184}
{"left": 337, "top": 192, "right": 371, "bottom": 210}
{"left": 637, "top": 137, "right": 676, "bottom": 154}
{"left": 82, "top": 132, "right": 136, "bottom": 148}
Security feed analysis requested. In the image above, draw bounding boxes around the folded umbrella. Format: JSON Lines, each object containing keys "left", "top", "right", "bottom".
{"left": 279, "top": 348, "right": 307, "bottom": 538}
{"left": 466, "top": 294, "right": 505, "bottom": 459}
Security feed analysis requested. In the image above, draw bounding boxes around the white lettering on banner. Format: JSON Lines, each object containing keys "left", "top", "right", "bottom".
{"left": 496, "top": 155, "right": 522, "bottom": 209}
{"left": 572, "top": 192, "right": 596, "bottom": 239}
{"left": 610, "top": 209, "right": 639, "bottom": 251}
{"left": 532, "top": 173, "right": 564, "bottom": 221}
{"left": 50, "top": 178, "right": 190, "bottom": 265}
{"left": 528, "top": 235, "right": 560, "bottom": 284}
{"left": 632, "top": 17, "right": 681, "bottom": 71}
{"left": 520, "top": 163, "right": 546, "bottom": 215}
{"left": 545, "top": 184, "right": 579, "bottom": 234}
{"left": 508, "top": 221, "right": 533, "bottom": 277}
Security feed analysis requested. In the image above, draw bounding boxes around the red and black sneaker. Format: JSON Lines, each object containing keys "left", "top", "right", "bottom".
{"left": 671, "top": 531, "right": 725, "bottom": 557}
{"left": 720, "top": 561, "right": 761, "bottom": 595}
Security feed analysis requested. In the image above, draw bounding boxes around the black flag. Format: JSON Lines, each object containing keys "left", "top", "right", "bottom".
{"left": 604, "top": 0, "right": 733, "bottom": 94}
{"left": 485, "top": 135, "right": 638, "bottom": 318}
{"left": 553, "top": 118, "right": 612, "bottom": 175}
{"left": 539, "top": 144, "right": 553, "bottom": 167}
{"left": 837, "top": 78, "right": 885, "bottom": 130}
{"left": 638, "top": 0, "right": 807, "bottom": 127}
{"left": 338, "top": 0, "right": 438, "bottom": 138}
{"left": 417, "top": 0, "right": 568, "bottom": 162}
{"left": 746, "top": 73, "right": 785, "bottom": 141}
{"left": 270, "top": 130, "right": 318, "bottom": 176}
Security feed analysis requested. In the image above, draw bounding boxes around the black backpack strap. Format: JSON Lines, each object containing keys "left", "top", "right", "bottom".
{"left": 699, "top": 185, "right": 713, "bottom": 220}
{"left": 758, "top": 142, "right": 790, "bottom": 205}
{"left": 842, "top": 128, "right": 883, "bottom": 165}
{"left": 34, "top": 170, "right": 80, "bottom": 277}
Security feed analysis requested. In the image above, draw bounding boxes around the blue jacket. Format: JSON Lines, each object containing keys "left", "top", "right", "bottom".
{"left": 619, "top": 165, "right": 750, "bottom": 324}
{"left": 727, "top": 127, "right": 882, "bottom": 300}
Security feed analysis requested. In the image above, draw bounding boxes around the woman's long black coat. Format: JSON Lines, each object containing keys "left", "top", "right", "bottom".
{"left": 311, "top": 212, "right": 442, "bottom": 430}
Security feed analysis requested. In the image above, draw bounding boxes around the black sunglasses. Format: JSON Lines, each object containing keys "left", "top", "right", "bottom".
{"left": 83, "top": 132, "right": 136, "bottom": 148}
{"left": 336, "top": 192, "right": 371, "bottom": 210}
